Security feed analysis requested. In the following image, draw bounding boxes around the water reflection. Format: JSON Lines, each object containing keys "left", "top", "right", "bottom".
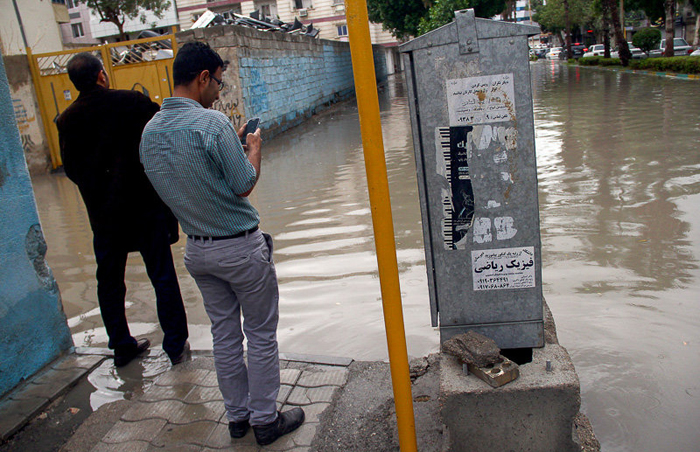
{"left": 531, "top": 61, "right": 700, "bottom": 452}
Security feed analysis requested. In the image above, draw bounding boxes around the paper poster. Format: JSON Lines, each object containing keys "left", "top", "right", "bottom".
{"left": 446, "top": 74, "right": 515, "bottom": 126}
{"left": 472, "top": 246, "right": 535, "bottom": 291}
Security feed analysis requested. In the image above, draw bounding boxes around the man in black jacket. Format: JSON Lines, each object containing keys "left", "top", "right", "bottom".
{"left": 57, "top": 52, "right": 189, "bottom": 367}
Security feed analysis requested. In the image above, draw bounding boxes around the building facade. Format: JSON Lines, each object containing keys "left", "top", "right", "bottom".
{"left": 176, "top": 0, "right": 402, "bottom": 74}
{"left": 59, "top": 0, "right": 101, "bottom": 47}
{"left": 0, "top": 0, "right": 68, "bottom": 55}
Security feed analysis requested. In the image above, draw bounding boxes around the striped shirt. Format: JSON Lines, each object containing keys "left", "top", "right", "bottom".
{"left": 140, "top": 97, "right": 259, "bottom": 237}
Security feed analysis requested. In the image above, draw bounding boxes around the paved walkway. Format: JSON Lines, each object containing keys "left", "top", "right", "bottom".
{"left": 0, "top": 350, "right": 352, "bottom": 451}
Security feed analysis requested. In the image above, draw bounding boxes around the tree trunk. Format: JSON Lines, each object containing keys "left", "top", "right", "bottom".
{"left": 563, "top": 0, "right": 572, "bottom": 59}
{"left": 606, "top": 0, "right": 631, "bottom": 65}
{"left": 694, "top": 11, "right": 700, "bottom": 48}
{"left": 602, "top": 0, "right": 612, "bottom": 58}
{"left": 664, "top": 0, "right": 675, "bottom": 56}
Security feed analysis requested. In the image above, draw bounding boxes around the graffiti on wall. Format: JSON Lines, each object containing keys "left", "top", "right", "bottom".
{"left": 12, "top": 98, "right": 35, "bottom": 133}
{"left": 213, "top": 96, "right": 244, "bottom": 129}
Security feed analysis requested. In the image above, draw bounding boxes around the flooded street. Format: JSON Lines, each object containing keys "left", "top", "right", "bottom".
{"left": 31, "top": 62, "right": 700, "bottom": 451}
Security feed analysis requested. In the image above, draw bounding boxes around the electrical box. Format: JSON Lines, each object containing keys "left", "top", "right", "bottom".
{"left": 400, "top": 10, "right": 544, "bottom": 349}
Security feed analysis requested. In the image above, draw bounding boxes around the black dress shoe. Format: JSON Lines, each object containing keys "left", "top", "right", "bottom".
{"left": 169, "top": 341, "right": 190, "bottom": 365}
{"left": 114, "top": 338, "right": 150, "bottom": 367}
{"left": 253, "top": 408, "right": 305, "bottom": 446}
{"left": 228, "top": 419, "right": 250, "bottom": 438}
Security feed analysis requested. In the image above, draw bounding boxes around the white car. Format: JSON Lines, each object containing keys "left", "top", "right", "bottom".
{"left": 546, "top": 47, "right": 562, "bottom": 60}
{"left": 611, "top": 43, "right": 647, "bottom": 59}
{"left": 583, "top": 44, "right": 605, "bottom": 57}
{"left": 690, "top": 48, "right": 700, "bottom": 56}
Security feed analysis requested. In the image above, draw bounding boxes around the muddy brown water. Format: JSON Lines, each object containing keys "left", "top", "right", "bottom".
{"left": 31, "top": 62, "right": 699, "bottom": 451}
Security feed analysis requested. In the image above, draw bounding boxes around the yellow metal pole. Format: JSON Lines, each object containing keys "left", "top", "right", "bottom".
{"left": 344, "top": 1, "right": 418, "bottom": 451}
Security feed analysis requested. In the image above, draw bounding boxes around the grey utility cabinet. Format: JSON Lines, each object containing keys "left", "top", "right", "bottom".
{"left": 400, "top": 10, "right": 544, "bottom": 349}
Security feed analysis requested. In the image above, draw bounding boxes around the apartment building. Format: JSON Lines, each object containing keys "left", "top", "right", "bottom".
{"left": 176, "top": 0, "right": 402, "bottom": 74}
{"left": 59, "top": 0, "right": 100, "bottom": 47}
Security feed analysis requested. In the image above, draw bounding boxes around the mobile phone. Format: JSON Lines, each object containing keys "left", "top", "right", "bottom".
{"left": 241, "top": 117, "right": 260, "bottom": 145}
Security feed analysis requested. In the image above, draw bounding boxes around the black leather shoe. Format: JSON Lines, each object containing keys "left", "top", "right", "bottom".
{"left": 253, "top": 408, "right": 305, "bottom": 446}
{"left": 169, "top": 341, "right": 190, "bottom": 365}
{"left": 114, "top": 338, "right": 150, "bottom": 367}
{"left": 228, "top": 419, "right": 250, "bottom": 438}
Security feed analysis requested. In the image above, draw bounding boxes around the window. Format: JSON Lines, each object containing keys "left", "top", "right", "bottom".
{"left": 66, "top": 0, "right": 76, "bottom": 8}
{"left": 71, "top": 23, "right": 84, "bottom": 38}
{"left": 52, "top": 0, "right": 66, "bottom": 4}
{"left": 332, "top": 0, "right": 344, "bottom": 4}
{"left": 294, "top": 0, "right": 312, "bottom": 9}
{"left": 337, "top": 24, "right": 348, "bottom": 37}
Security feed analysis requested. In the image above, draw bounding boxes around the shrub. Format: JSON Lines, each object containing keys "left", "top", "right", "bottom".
{"left": 630, "top": 56, "right": 700, "bottom": 74}
{"left": 579, "top": 56, "right": 602, "bottom": 66}
{"left": 632, "top": 28, "right": 661, "bottom": 54}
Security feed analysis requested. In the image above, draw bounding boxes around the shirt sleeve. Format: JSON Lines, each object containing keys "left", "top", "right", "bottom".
{"left": 210, "top": 119, "right": 257, "bottom": 196}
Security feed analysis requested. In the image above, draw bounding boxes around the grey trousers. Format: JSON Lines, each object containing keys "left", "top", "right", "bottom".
{"left": 184, "top": 230, "right": 280, "bottom": 426}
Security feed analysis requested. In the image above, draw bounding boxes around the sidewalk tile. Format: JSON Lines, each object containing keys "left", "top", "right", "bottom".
{"left": 297, "top": 403, "right": 330, "bottom": 424}
{"left": 280, "top": 369, "right": 301, "bottom": 386}
{"left": 0, "top": 411, "right": 30, "bottom": 441}
{"left": 92, "top": 440, "right": 150, "bottom": 452}
{"left": 285, "top": 387, "right": 310, "bottom": 406}
{"left": 1, "top": 396, "right": 48, "bottom": 417}
{"left": 102, "top": 419, "right": 167, "bottom": 444}
{"left": 139, "top": 383, "right": 196, "bottom": 402}
{"left": 146, "top": 444, "right": 202, "bottom": 451}
{"left": 277, "top": 385, "right": 292, "bottom": 405}
{"left": 183, "top": 386, "right": 223, "bottom": 404}
{"left": 121, "top": 400, "right": 223, "bottom": 424}
{"left": 155, "top": 369, "right": 218, "bottom": 387}
{"left": 31, "top": 368, "right": 87, "bottom": 399}
{"left": 52, "top": 354, "right": 104, "bottom": 371}
{"left": 296, "top": 369, "right": 348, "bottom": 388}
{"left": 151, "top": 420, "right": 218, "bottom": 447}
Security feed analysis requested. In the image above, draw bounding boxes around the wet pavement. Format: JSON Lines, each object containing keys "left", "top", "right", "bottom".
{"left": 27, "top": 64, "right": 700, "bottom": 451}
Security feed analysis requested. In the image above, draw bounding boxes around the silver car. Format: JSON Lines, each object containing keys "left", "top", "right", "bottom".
{"left": 648, "top": 38, "right": 693, "bottom": 57}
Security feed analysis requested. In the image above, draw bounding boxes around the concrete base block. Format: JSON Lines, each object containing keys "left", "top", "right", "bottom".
{"left": 440, "top": 343, "right": 581, "bottom": 452}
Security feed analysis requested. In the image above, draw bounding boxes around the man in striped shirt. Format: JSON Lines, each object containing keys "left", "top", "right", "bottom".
{"left": 140, "top": 42, "right": 304, "bottom": 446}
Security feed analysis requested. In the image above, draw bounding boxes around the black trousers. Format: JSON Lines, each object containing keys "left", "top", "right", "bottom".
{"left": 93, "top": 225, "right": 188, "bottom": 358}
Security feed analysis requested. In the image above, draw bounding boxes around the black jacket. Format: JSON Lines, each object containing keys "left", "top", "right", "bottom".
{"left": 57, "top": 86, "right": 178, "bottom": 249}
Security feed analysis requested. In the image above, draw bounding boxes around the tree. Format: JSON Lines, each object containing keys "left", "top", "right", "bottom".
{"left": 81, "top": 0, "right": 171, "bottom": 41}
{"left": 367, "top": 0, "right": 429, "bottom": 40}
{"left": 603, "top": 0, "right": 631, "bottom": 64}
{"left": 632, "top": 27, "right": 661, "bottom": 53}
{"left": 417, "top": 0, "right": 506, "bottom": 35}
{"left": 693, "top": 0, "right": 700, "bottom": 48}
{"left": 531, "top": 0, "right": 593, "bottom": 44}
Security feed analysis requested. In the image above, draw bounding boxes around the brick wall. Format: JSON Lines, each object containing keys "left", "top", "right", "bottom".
{"left": 178, "top": 24, "right": 386, "bottom": 139}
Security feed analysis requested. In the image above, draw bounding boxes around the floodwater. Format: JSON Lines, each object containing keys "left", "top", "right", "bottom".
{"left": 30, "top": 62, "right": 700, "bottom": 451}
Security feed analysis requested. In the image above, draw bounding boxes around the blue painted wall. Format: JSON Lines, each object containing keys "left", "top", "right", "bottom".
{"left": 238, "top": 42, "right": 355, "bottom": 136}
{"left": 0, "top": 55, "right": 73, "bottom": 398}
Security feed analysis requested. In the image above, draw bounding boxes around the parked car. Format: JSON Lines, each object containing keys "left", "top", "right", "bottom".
{"left": 534, "top": 47, "right": 548, "bottom": 59}
{"left": 546, "top": 47, "right": 562, "bottom": 59}
{"left": 583, "top": 44, "right": 605, "bottom": 57}
{"left": 555, "top": 43, "right": 588, "bottom": 59}
{"left": 611, "top": 43, "right": 647, "bottom": 59}
{"left": 690, "top": 48, "right": 700, "bottom": 56}
{"left": 648, "top": 38, "right": 693, "bottom": 57}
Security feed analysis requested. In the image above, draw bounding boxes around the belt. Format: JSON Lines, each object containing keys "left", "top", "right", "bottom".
{"left": 188, "top": 226, "right": 258, "bottom": 241}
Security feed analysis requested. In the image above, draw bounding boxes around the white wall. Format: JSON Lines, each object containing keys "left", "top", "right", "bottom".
{"left": 0, "top": 0, "right": 65, "bottom": 55}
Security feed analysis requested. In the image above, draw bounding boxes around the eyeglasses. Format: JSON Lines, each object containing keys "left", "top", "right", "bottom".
{"left": 210, "top": 74, "right": 224, "bottom": 91}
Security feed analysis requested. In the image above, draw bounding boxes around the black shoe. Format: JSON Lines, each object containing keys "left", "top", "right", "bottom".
{"left": 169, "top": 341, "right": 190, "bottom": 365}
{"left": 253, "top": 408, "right": 305, "bottom": 446}
{"left": 228, "top": 419, "right": 250, "bottom": 438}
{"left": 114, "top": 338, "right": 150, "bottom": 367}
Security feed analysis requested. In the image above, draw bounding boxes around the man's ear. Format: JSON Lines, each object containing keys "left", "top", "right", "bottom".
{"left": 198, "top": 70, "right": 210, "bottom": 86}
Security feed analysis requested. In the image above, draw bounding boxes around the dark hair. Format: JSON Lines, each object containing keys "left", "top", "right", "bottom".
{"left": 67, "top": 53, "right": 103, "bottom": 92}
{"left": 173, "top": 42, "right": 225, "bottom": 86}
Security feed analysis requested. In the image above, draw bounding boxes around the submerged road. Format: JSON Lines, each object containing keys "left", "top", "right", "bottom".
{"left": 31, "top": 62, "right": 700, "bottom": 451}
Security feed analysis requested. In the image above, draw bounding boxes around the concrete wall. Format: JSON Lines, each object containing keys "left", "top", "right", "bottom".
{"left": 4, "top": 55, "right": 51, "bottom": 175}
{"left": 177, "top": 24, "right": 361, "bottom": 139}
{"left": 0, "top": 55, "right": 73, "bottom": 399}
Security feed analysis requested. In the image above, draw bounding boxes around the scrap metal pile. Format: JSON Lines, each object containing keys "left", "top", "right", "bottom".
{"left": 191, "top": 10, "right": 319, "bottom": 38}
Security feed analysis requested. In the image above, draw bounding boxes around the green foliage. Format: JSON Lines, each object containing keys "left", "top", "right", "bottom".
{"left": 630, "top": 56, "right": 700, "bottom": 74}
{"left": 632, "top": 27, "right": 661, "bottom": 53}
{"left": 578, "top": 56, "right": 622, "bottom": 66}
{"left": 416, "top": 0, "right": 506, "bottom": 36}
{"left": 367, "top": 0, "right": 429, "bottom": 40}
{"left": 626, "top": 0, "right": 664, "bottom": 24}
{"left": 531, "top": 0, "right": 593, "bottom": 33}
{"left": 80, "top": 0, "right": 170, "bottom": 38}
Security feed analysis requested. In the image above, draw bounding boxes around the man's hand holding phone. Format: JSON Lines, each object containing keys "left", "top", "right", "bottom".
{"left": 238, "top": 117, "right": 260, "bottom": 147}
